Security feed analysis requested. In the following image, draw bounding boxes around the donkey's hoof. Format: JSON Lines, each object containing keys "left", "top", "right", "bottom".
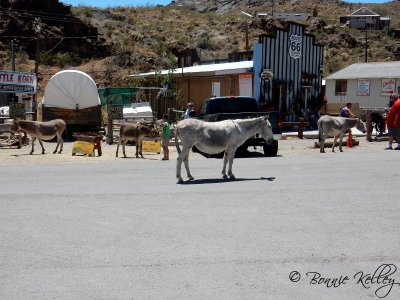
{"left": 222, "top": 174, "right": 228, "bottom": 179}
{"left": 188, "top": 176, "right": 195, "bottom": 181}
{"left": 177, "top": 178, "right": 184, "bottom": 184}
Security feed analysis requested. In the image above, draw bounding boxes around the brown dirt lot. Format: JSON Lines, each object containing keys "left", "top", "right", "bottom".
{"left": 0, "top": 135, "right": 389, "bottom": 166}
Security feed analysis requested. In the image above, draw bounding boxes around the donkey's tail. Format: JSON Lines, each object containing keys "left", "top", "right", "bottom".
{"left": 175, "top": 128, "right": 181, "bottom": 155}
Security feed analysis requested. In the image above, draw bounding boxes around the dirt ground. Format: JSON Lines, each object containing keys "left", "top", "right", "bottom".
{"left": 0, "top": 134, "right": 389, "bottom": 166}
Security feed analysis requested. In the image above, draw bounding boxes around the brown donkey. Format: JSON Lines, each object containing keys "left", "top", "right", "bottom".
{"left": 11, "top": 119, "right": 66, "bottom": 154}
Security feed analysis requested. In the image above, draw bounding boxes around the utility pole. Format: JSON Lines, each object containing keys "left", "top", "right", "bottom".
{"left": 11, "top": 39, "right": 16, "bottom": 71}
{"left": 33, "top": 18, "right": 42, "bottom": 120}
{"left": 245, "top": 22, "right": 250, "bottom": 60}
{"left": 240, "top": 11, "right": 253, "bottom": 61}
{"left": 365, "top": 19, "right": 368, "bottom": 62}
{"left": 271, "top": 0, "right": 275, "bottom": 17}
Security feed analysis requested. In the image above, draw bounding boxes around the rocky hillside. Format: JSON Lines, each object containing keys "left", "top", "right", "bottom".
{"left": 1, "top": 0, "right": 400, "bottom": 94}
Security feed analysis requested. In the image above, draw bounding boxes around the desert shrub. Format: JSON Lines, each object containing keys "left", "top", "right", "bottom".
{"left": 197, "top": 36, "right": 216, "bottom": 50}
{"left": 40, "top": 52, "right": 81, "bottom": 67}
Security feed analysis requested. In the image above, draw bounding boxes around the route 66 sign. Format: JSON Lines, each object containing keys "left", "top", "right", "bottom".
{"left": 289, "top": 34, "right": 302, "bottom": 59}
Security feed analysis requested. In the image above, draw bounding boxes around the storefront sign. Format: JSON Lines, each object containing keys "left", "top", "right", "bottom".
{"left": 381, "top": 79, "right": 396, "bottom": 96}
{"left": 357, "top": 79, "right": 370, "bottom": 96}
{"left": 0, "top": 71, "right": 37, "bottom": 93}
{"left": 289, "top": 34, "right": 302, "bottom": 59}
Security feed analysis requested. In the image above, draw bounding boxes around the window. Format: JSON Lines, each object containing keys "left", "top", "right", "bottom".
{"left": 335, "top": 80, "right": 347, "bottom": 96}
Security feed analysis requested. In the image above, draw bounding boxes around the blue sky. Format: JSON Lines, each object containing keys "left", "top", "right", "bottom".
{"left": 60, "top": 0, "right": 388, "bottom": 8}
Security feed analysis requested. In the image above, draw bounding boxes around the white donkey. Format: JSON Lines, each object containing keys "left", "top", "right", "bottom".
{"left": 318, "top": 115, "right": 367, "bottom": 153}
{"left": 175, "top": 116, "right": 274, "bottom": 183}
{"left": 11, "top": 119, "right": 66, "bottom": 155}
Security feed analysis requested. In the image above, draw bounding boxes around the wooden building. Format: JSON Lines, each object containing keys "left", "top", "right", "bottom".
{"left": 132, "top": 61, "right": 254, "bottom": 113}
{"left": 134, "top": 22, "right": 324, "bottom": 121}
{"left": 339, "top": 7, "right": 390, "bottom": 30}
{"left": 253, "top": 22, "right": 324, "bottom": 121}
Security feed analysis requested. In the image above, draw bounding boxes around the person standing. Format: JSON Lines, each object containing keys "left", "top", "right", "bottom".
{"left": 161, "top": 114, "right": 171, "bottom": 160}
{"left": 183, "top": 102, "right": 194, "bottom": 119}
{"left": 385, "top": 94, "right": 400, "bottom": 150}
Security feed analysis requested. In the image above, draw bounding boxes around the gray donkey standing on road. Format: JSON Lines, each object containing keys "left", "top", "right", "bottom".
{"left": 318, "top": 115, "right": 367, "bottom": 153}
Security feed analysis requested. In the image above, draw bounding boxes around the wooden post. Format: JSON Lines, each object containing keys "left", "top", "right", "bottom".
{"left": 366, "top": 110, "right": 372, "bottom": 142}
{"left": 106, "top": 105, "right": 113, "bottom": 145}
{"left": 298, "top": 117, "right": 304, "bottom": 139}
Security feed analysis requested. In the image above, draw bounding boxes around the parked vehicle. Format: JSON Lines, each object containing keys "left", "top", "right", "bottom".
{"left": 196, "top": 96, "right": 282, "bottom": 156}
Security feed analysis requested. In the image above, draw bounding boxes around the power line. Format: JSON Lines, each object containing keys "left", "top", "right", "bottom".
{"left": 0, "top": 8, "right": 89, "bottom": 25}
{"left": 1, "top": 35, "right": 99, "bottom": 39}
{"left": 0, "top": 7, "right": 77, "bottom": 18}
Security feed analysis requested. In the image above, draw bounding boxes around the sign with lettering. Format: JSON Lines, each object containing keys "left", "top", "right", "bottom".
{"left": 357, "top": 79, "right": 370, "bottom": 96}
{"left": 261, "top": 69, "right": 273, "bottom": 80}
{"left": 289, "top": 34, "right": 302, "bottom": 59}
{"left": 72, "top": 141, "right": 95, "bottom": 156}
{"left": 142, "top": 139, "right": 161, "bottom": 153}
{"left": 9, "top": 102, "right": 26, "bottom": 119}
{"left": 381, "top": 79, "right": 396, "bottom": 96}
{"left": 0, "top": 71, "right": 37, "bottom": 93}
{"left": 110, "top": 105, "right": 123, "bottom": 120}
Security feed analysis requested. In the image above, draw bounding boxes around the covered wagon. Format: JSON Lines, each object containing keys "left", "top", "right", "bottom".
{"left": 41, "top": 70, "right": 102, "bottom": 134}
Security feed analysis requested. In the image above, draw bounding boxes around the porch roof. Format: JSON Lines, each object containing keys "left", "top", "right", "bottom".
{"left": 324, "top": 61, "right": 400, "bottom": 80}
{"left": 130, "top": 61, "right": 253, "bottom": 78}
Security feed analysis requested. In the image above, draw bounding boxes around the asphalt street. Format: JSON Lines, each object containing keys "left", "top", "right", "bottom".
{"left": 0, "top": 145, "right": 399, "bottom": 299}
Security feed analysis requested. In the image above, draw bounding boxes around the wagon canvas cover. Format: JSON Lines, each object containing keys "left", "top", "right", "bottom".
{"left": 42, "top": 70, "right": 100, "bottom": 110}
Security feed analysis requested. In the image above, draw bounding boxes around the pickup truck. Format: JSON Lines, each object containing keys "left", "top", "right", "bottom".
{"left": 196, "top": 96, "right": 282, "bottom": 156}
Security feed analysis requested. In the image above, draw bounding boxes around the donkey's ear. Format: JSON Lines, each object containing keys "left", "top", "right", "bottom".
{"left": 263, "top": 114, "right": 269, "bottom": 120}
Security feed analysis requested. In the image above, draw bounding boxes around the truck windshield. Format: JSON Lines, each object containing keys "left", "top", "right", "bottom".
{"left": 206, "top": 97, "right": 260, "bottom": 114}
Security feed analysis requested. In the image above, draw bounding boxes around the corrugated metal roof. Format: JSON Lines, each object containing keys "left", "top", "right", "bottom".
{"left": 324, "top": 61, "right": 400, "bottom": 80}
{"left": 131, "top": 61, "right": 253, "bottom": 78}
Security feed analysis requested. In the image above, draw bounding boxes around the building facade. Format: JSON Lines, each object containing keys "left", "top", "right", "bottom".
{"left": 132, "top": 61, "right": 254, "bottom": 114}
{"left": 324, "top": 61, "right": 400, "bottom": 109}
{"left": 253, "top": 22, "right": 324, "bottom": 121}
{"left": 339, "top": 7, "right": 390, "bottom": 30}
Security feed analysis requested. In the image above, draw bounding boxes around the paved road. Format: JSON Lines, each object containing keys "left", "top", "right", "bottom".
{"left": 0, "top": 146, "right": 399, "bottom": 299}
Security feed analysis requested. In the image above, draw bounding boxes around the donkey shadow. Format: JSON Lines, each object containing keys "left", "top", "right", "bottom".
{"left": 179, "top": 177, "right": 276, "bottom": 185}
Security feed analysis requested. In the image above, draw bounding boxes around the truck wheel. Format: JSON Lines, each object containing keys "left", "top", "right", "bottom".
{"left": 263, "top": 140, "right": 278, "bottom": 157}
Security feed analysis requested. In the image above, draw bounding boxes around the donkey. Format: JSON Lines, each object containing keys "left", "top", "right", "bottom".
{"left": 116, "top": 122, "right": 160, "bottom": 158}
{"left": 371, "top": 111, "right": 385, "bottom": 136}
{"left": 318, "top": 115, "right": 367, "bottom": 153}
{"left": 175, "top": 116, "right": 274, "bottom": 183}
{"left": 11, "top": 119, "right": 66, "bottom": 155}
